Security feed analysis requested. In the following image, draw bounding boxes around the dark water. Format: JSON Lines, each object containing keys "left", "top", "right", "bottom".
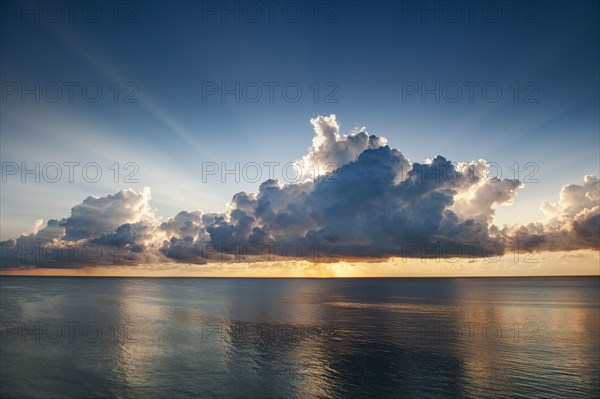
{"left": 1, "top": 277, "right": 598, "bottom": 398}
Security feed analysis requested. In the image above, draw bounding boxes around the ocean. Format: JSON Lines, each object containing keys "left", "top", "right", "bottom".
{"left": 1, "top": 276, "right": 598, "bottom": 398}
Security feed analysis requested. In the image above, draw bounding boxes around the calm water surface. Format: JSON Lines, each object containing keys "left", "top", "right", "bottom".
{"left": 1, "top": 277, "right": 598, "bottom": 398}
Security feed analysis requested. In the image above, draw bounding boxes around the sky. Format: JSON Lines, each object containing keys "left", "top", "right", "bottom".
{"left": 0, "top": 0, "right": 599, "bottom": 276}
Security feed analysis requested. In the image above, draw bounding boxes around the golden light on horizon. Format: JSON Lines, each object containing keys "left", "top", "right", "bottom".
{"left": 1, "top": 250, "right": 598, "bottom": 278}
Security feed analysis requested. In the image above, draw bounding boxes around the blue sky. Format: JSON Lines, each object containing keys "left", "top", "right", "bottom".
{"left": 1, "top": 0, "right": 599, "bottom": 241}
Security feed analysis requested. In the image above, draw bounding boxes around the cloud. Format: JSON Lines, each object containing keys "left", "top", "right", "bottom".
{"left": 0, "top": 187, "right": 162, "bottom": 268}
{"left": 63, "top": 187, "right": 154, "bottom": 240}
{"left": 1, "top": 115, "right": 598, "bottom": 269}
{"left": 32, "top": 219, "right": 44, "bottom": 234}
{"left": 299, "top": 115, "right": 391, "bottom": 179}
{"left": 508, "top": 175, "right": 600, "bottom": 251}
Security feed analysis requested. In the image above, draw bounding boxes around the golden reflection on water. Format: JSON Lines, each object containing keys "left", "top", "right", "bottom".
{"left": 111, "top": 279, "right": 163, "bottom": 393}
{"left": 2, "top": 277, "right": 596, "bottom": 397}
{"left": 452, "top": 279, "right": 600, "bottom": 397}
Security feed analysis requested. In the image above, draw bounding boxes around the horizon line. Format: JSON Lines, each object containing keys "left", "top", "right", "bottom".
{"left": 1, "top": 274, "right": 598, "bottom": 279}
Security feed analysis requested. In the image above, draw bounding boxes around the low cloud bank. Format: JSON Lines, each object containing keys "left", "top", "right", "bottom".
{"left": 1, "top": 115, "right": 598, "bottom": 268}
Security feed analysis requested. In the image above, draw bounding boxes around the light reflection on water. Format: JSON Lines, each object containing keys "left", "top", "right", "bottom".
{"left": 1, "top": 277, "right": 598, "bottom": 398}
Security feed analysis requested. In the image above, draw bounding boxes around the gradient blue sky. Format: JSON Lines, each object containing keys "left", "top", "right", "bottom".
{"left": 1, "top": 0, "right": 599, "bottom": 240}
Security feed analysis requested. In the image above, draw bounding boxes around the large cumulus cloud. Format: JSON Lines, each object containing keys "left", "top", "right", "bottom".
{"left": 1, "top": 116, "right": 598, "bottom": 268}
